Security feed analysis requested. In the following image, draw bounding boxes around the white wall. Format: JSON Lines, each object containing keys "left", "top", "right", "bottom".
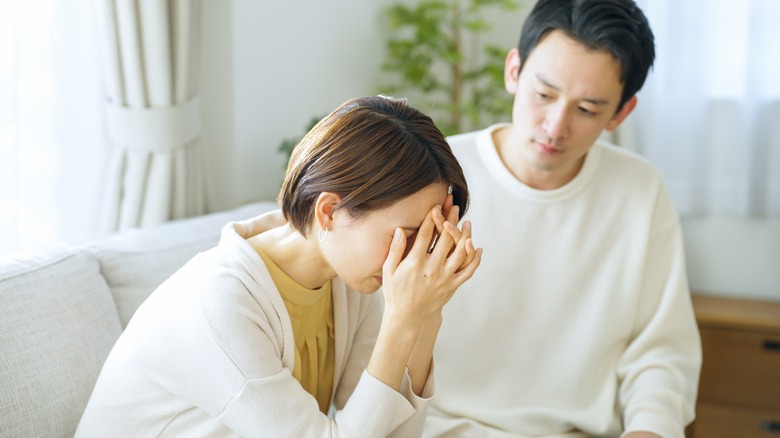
{"left": 199, "top": 1, "right": 779, "bottom": 302}
{"left": 683, "top": 217, "right": 780, "bottom": 301}
{"left": 200, "top": 0, "right": 530, "bottom": 211}
{"left": 202, "top": 0, "right": 404, "bottom": 210}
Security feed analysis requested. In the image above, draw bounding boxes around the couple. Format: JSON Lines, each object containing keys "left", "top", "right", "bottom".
{"left": 77, "top": 0, "right": 701, "bottom": 437}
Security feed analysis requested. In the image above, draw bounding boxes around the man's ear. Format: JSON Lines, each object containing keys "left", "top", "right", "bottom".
{"left": 504, "top": 48, "right": 522, "bottom": 95}
{"left": 606, "top": 96, "right": 637, "bottom": 132}
{"left": 313, "top": 192, "right": 341, "bottom": 232}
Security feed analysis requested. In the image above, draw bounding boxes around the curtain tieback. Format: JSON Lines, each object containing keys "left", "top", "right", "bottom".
{"left": 106, "top": 96, "right": 202, "bottom": 153}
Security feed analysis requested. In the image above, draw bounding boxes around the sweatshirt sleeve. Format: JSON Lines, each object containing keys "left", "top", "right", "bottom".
{"left": 617, "top": 184, "right": 702, "bottom": 438}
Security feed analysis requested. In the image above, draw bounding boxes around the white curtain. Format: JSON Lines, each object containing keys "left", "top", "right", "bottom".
{"left": 96, "top": 0, "right": 207, "bottom": 232}
{"left": 0, "top": 0, "right": 105, "bottom": 257}
{"left": 617, "top": 0, "right": 780, "bottom": 217}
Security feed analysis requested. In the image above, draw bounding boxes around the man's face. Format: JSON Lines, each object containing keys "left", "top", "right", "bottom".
{"left": 501, "top": 30, "right": 636, "bottom": 189}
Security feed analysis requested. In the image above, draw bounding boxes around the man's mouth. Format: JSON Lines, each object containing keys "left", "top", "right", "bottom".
{"left": 535, "top": 140, "right": 563, "bottom": 155}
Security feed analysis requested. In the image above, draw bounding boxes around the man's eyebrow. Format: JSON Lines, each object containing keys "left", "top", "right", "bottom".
{"left": 535, "top": 74, "right": 611, "bottom": 106}
{"left": 536, "top": 74, "right": 561, "bottom": 92}
{"left": 401, "top": 226, "right": 420, "bottom": 232}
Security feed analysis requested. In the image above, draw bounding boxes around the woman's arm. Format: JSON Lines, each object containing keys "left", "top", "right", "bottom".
{"left": 406, "top": 205, "right": 478, "bottom": 395}
{"left": 368, "top": 205, "right": 482, "bottom": 393}
{"left": 405, "top": 197, "right": 479, "bottom": 395}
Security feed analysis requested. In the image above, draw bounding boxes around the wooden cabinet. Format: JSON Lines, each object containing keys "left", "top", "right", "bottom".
{"left": 690, "top": 294, "right": 780, "bottom": 437}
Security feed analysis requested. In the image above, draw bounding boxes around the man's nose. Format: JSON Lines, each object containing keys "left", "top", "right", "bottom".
{"left": 542, "top": 103, "right": 569, "bottom": 140}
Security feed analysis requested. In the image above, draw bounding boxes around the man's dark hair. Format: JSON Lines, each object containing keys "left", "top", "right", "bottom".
{"left": 518, "top": 0, "right": 655, "bottom": 112}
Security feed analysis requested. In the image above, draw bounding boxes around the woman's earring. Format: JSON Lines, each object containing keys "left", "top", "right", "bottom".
{"left": 318, "top": 227, "right": 329, "bottom": 242}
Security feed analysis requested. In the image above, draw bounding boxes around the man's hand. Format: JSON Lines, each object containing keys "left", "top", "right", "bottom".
{"left": 236, "top": 209, "right": 285, "bottom": 237}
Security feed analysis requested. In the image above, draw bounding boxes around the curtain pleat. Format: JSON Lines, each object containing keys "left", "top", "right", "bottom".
{"left": 628, "top": 0, "right": 780, "bottom": 217}
{"left": 97, "top": 0, "right": 206, "bottom": 233}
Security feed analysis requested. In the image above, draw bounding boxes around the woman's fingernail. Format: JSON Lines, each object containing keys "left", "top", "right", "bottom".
{"left": 394, "top": 228, "right": 402, "bottom": 241}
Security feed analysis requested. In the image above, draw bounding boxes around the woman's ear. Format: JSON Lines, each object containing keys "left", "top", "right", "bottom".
{"left": 313, "top": 192, "right": 342, "bottom": 232}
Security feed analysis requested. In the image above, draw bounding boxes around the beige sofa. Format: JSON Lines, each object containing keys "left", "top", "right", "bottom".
{"left": 0, "top": 202, "right": 278, "bottom": 437}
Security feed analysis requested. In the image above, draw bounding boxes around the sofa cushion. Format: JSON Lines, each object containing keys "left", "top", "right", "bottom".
{"left": 89, "top": 202, "right": 278, "bottom": 327}
{"left": 0, "top": 249, "right": 123, "bottom": 438}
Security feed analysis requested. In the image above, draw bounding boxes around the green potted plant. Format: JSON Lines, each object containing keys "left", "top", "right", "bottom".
{"left": 381, "top": 0, "right": 522, "bottom": 135}
{"left": 279, "top": 0, "right": 523, "bottom": 167}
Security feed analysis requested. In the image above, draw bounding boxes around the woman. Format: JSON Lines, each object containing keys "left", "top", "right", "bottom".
{"left": 76, "top": 96, "right": 482, "bottom": 437}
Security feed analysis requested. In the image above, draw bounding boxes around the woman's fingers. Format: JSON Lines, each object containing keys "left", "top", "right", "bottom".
{"left": 434, "top": 195, "right": 459, "bottom": 248}
{"left": 458, "top": 237, "right": 477, "bottom": 273}
{"left": 443, "top": 221, "right": 461, "bottom": 242}
{"left": 430, "top": 220, "right": 460, "bottom": 263}
{"left": 438, "top": 204, "right": 460, "bottom": 247}
{"left": 383, "top": 213, "right": 482, "bottom": 322}
{"left": 445, "top": 202, "right": 459, "bottom": 225}
{"left": 453, "top": 247, "right": 483, "bottom": 286}
{"left": 411, "top": 205, "right": 440, "bottom": 257}
{"left": 429, "top": 207, "right": 446, "bottom": 254}
{"left": 433, "top": 238, "right": 481, "bottom": 308}
{"left": 443, "top": 237, "right": 468, "bottom": 273}
{"left": 393, "top": 204, "right": 477, "bottom": 280}
{"left": 435, "top": 219, "right": 473, "bottom": 272}
{"left": 432, "top": 205, "right": 446, "bottom": 236}
{"left": 382, "top": 228, "right": 407, "bottom": 277}
{"left": 441, "top": 194, "right": 455, "bottom": 223}
{"left": 442, "top": 220, "right": 473, "bottom": 273}
{"left": 455, "top": 221, "right": 476, "bottom": 272}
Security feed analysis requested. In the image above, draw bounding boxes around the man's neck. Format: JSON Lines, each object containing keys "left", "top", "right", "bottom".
{"left": 492, "top": 125, "right": 585, "bottom": 190}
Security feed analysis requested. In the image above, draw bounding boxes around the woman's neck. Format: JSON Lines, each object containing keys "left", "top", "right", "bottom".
{"left": 248, "top": 224, "right": 335, "bottom": 290}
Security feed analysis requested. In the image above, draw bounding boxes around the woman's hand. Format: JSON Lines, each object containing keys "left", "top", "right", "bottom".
{"left": 367, "top": 203, "right": 481, "bottom": 392}
{"left": 381, "top": 203, "right": 482, "bottom": 329}
{"left": 432, "top": 194, "right": 478, "bottom": 272}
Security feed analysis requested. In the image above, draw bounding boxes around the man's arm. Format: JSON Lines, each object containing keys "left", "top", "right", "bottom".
{"left": 618, "top": 186, "right": 702, "bottom": 438}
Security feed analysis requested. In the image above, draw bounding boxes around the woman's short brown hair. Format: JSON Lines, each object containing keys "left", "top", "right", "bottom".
{"left": 279, "top": 96, "right": 469, "bottom": 236}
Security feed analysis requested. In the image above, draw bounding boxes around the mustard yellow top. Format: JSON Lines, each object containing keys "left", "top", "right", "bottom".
{"left": 256, "top": 248, "right": 335, "bottom": 414}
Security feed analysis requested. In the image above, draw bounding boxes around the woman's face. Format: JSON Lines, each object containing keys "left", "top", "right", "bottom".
{"left": 322, "top": 182, "right": 449, "bottom": 294}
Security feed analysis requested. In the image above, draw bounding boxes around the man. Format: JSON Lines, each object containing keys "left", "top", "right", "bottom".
{"left": 424, "top": 0, "right": 701, "bottom": 437}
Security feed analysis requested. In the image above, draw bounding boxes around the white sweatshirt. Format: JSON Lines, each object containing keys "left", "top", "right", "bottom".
{"left": 76, "top": 217, "right": 433, "bottom": 437}
{"left": 425, "top": 124, "right": 701, "bottom": 438}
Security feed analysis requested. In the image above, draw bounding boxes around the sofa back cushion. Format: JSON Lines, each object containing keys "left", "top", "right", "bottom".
{"left": 0, "top": 250, "right": 123, "bottom": 438}
{"left": 89, "top": 202, "right": 278, "bottom": 327}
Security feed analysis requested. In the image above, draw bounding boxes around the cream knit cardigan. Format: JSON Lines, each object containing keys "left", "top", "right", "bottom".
{"left": 76, "top": 217, "right": 434, "bottom": 437}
